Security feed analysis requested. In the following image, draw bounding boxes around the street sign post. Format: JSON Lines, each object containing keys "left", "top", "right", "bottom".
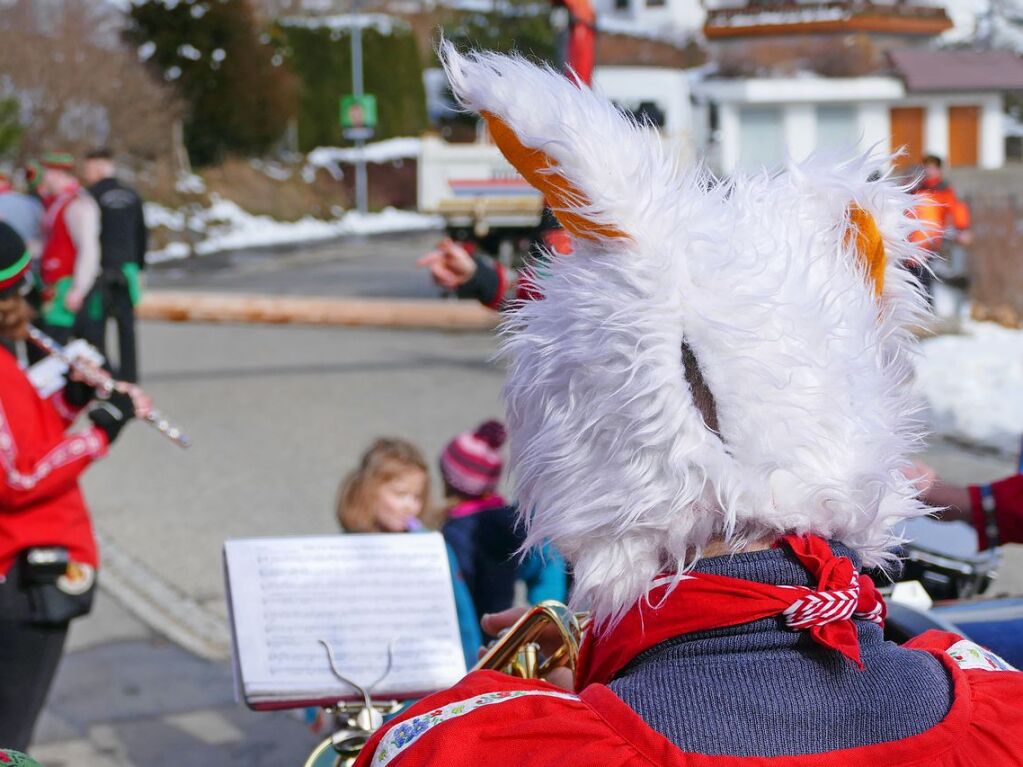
{"left": 344, "top": 24, "right": 373, "bottom": 215}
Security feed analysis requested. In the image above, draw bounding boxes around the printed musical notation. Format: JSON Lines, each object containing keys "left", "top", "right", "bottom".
{"left": 224, "top": 533, "right": 466, "bottom": 707}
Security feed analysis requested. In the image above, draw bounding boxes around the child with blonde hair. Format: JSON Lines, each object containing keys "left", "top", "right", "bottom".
{"left": 336, "top": 438, "right": 480, "bottom": 668}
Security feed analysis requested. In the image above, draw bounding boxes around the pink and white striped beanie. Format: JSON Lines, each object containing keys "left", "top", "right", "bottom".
{"left": 440, "top": 420, "right": 507, "bottom": 497}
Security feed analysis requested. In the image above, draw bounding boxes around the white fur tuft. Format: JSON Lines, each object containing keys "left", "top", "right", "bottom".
{"left": 443, "top": 45, "right": 932, "bottom": 624}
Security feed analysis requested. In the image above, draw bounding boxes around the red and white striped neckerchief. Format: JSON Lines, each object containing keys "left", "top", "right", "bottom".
{"left": 574, "top": 534, "right": 886, "bottom": 691}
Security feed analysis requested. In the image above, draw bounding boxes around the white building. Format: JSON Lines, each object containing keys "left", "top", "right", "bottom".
{"left": 694, "top": 50, "right": 1023, "bottom": 174}
{"left": 594, "top": 65, "right": 695, "bottom": 152}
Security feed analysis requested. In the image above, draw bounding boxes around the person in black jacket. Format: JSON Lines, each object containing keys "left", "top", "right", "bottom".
{"left": 81, "top": 148, "right": 147, "bottom": 382}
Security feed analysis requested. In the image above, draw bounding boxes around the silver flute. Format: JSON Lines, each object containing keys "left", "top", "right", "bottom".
{"left": 26, "top": 325, "right": 192, "bottom": 449}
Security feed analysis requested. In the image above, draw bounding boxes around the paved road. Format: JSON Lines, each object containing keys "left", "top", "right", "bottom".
{"left": 34, "top": 592, "right": 320, "bottom": 767}
{"left": 29, "top": 233, "right": 1021, "bottom": 765}
{"left": 148, "top": 231, "right": 444, "bottom": 299}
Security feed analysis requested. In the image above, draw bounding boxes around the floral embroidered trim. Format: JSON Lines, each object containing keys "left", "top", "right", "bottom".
{"left": 946, "top": 639, "right": 1017, "bottom": 672}
{"left": 371, "top": 689, "right": 579, "bottom": 766}
{"left": 50, "top": 391, "right": 78, "bottom": 423}
{"left": 0, "top": 396, "right": 105, "bottom": 491}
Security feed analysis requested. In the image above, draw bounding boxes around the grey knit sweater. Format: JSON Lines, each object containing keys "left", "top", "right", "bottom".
{"left": 607, "top": 544, "right": 953, "bottom": 756}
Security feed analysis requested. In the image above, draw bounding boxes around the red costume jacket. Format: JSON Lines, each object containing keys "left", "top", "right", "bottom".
{"left": 354, "top": 630, "right": 1023, "bottom": 767}
{"left": 0, "top": 348, "right": 106, "bottom": 574}
{"left": 40, "top": 186, "right": 81, "bottom": 290}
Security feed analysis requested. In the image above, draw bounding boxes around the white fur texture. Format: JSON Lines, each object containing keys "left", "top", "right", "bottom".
{"left": 442, "top": 45, "right": 931, "bottom": 624}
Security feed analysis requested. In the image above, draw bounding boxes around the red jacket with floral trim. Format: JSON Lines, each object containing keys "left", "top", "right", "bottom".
{"left": 353, "top": 630, "right": 1023, "bottom": 767}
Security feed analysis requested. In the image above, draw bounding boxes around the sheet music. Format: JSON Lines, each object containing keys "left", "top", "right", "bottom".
{"left": 224, "top": 533, "right": 467, "bottom": 707}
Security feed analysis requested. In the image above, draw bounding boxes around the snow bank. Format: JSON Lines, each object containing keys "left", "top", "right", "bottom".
{"left": 146, "top": 197, "right": 441, "bottom": 264}
{"left": 914, "top": 319, "right": 1023, "bottom": 452}
{"left": 307, "top": 138, "right": 421, "bottom": 168}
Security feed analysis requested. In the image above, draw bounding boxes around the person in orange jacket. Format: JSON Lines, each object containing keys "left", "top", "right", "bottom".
{"left": 908, "top": 155, "right": 973, "bottom": 305}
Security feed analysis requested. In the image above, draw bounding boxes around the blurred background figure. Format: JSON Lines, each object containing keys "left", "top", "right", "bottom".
{"left": 0, "top": 169, "right": 44, "bottom": 263}
{"left": 908, "top": 154, "right": 973, "bottom": 307}
{"left": 32, "top": 152, "right": 100, "bottom": 357}
{"left": 438, "top": 420, "right": 567, "bottom": 631}
{"left": 81, "top": 147, "right": 148, "bottom": 383}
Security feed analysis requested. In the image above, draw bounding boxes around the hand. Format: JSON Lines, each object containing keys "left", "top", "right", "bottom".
{"left": 956, "top": 230, "right": 974, "bottom": 246}
{"left": 479, "top": 608, "right": 576, "bottom": 691}
{"left": 417, "top": 239, "right": 477, "bottom": 290}
{"left": 903, "top": 460, "right": 938, "bottom": 494}
{"left": 87, "top": 389, "right": 136, "bottom": 444}
{"left": 64, "top": 289, "right": 84, "bottom": 313}
{"left": 63, "top": 358, "right": 105, "bottom": 407}
{"left": 115, "top": 382, "right": 152, "bottom": 420}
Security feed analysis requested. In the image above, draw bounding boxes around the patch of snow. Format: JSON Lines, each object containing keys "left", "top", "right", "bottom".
{"left": 707, "top": 7, "right": 849, "bottom": 28}
{"left": 177, "top": 44, "right": 202, "bottom": 61}
{"left": 146, "top": 197, "right": 442, "bottom": 264}
{"left": 598, "top": 14, "right": 696, "bottom": 42}
{"left": 250, "top": 159, "right": 293, "bottom": 181}
{"left": 175, "top": 173, "right": 206, "bottom": 194}
{"left": 307, "top": 138, "right": 422, "bottom": 167}
{"left": 914, "top": 319, "right": 1023, "bottom": 453}
{"left": 301, "top": 165, "right": 320, "bottom": 184}
{"left": 278, "top": 14, "right": 408, "bottom": 35}
{"left": 939, "top": 0, "right": 988, "bottom": 43}
{"left": 144, "top": 202, "right": 186, "bottom": 232}
{"left": 434, "top": 0, "right": 499, "bottom": 11}
{"left": 147, "top": 241, "right": 190, "bottom": 265}
{"left": 1004, "top": 112, "right": 1023, "bottom": 138}
{"left": 137, "top": 41, "right": 156, "bottom": 62}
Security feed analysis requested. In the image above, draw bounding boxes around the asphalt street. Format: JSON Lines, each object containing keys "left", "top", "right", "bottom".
{"left": 30, "top": 233, "right": 1021, "bottom": 765}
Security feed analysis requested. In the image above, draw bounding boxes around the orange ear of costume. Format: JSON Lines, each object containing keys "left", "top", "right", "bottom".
{"left": 847, "top": 205, "right": 885, "bottom": 297}
{"left": 482, "top": 111, "right": 626, "bottom": 242}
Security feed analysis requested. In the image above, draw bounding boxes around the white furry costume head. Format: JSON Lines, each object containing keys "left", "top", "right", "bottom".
{"left": 442, "top": 45, "right": 930, "bottom": 624}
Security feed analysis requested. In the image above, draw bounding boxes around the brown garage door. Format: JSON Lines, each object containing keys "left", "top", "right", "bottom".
{"left": 890, "top": 106, "right": 925, "bottom": 168}
{"left": 949, "top": 105, "right": 980, "bottom": 167}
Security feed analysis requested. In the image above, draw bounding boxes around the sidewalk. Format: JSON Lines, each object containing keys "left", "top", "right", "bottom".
{"left": 33, "top": 591, "right": 320, "bottom": 767}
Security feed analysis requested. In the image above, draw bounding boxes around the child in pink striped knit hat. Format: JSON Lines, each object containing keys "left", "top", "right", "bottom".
{"left": 440, "top": 420, "right": 566, "bottom": 627}
{"left": 440, "top": 420, "right": 507, "bottom": 498}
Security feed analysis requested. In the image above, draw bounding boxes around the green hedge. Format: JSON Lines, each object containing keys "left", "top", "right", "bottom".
{"left": 279, "top": 22, "right": 427, "bottom": 151}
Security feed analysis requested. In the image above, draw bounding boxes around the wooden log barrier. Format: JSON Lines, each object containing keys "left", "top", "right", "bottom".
{"left": 137, "top": 291, "right": 500, "bottom": 331}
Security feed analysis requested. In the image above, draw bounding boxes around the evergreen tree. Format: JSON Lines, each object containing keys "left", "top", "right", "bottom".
{"left": 443, "top": 0, "right": 558, "bottom": 65}
{"left": 278, "top": 20, "right": 427, "bottom": 151}
{"left": 126, "top": 0, "right": 295, "bottom": 166}
{"left": 0, "top": 98, "right": 23, "bottom": 158}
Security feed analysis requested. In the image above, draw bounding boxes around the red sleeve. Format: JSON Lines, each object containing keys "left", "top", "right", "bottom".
{"left": 0, "top": 394, "right": 107, "bottom": 511}
{"left": 47, "top": 389, "right": 85, "bottom": 426}
{"left": 969, "top": 475, "right": 1023, "bottom": 549}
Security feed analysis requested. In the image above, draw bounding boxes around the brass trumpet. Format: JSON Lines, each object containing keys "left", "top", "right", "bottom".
{"left": 474, "top": 600, "right": 590, "bottom": 679}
